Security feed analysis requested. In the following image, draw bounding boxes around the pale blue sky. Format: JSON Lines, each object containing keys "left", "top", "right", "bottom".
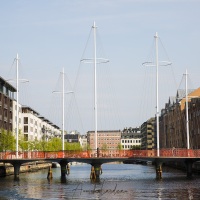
{"left": 0, "top": 0, "right": 200, "bottom": 134}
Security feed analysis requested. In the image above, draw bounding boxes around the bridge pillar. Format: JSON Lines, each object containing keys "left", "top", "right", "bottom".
{"left": 13, "top": 162, "right": 21, "bottom": 180}
{"left": 155, "top": 161, "right": 162, "bottom": 180}
{"left": 90, "top": 164, "right": 102, "bottom": 180}
{"left": 59, "top": 160, "right": 68, "bottom": 178}
{"left": 185, "top": 159, "right": 193, "bottom": 178}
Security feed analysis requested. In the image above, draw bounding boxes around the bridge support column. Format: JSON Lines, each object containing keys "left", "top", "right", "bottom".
{"left": 185, "top": 159, "right": 193, "bottom": 178}
{"left": 155, "top": 161, "right": 162, "bottom": 180}
{"left": 59, "top": 160, "right": 68, "bottom": 178}
{"left": 47, "top": 166, "right": 53, "bottom": 179}
{"left": 13, "top": 162, "right": 21, "bottom": 180}
{"left": 90, "top": 164, "right": 102, "bottom": 180}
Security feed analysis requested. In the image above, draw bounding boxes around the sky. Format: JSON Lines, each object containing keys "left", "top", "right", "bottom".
{"left": 0, "top": 0, "right": 200, "bottom": 134}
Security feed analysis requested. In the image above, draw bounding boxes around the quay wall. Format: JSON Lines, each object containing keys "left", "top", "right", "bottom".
{"left": 0, "top": 161, "right": 51, "bottom": 177}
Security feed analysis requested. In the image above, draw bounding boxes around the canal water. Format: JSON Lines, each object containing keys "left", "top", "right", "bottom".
{"left": 0, "top": 163, "right": 200, "bottom": 200}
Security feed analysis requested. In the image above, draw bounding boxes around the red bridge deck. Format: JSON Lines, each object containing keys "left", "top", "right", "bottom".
{"left": 1, "top": 148, "right": 200, "bottom": 160}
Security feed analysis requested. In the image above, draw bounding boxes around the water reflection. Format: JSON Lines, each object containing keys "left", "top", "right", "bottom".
{"left": 0, "top": 164, "right": 200, "bottom": 199}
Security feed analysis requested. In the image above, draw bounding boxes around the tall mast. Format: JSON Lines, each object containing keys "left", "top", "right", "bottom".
{"left": 155, "top": 32, "right": 160, "bottom": 157}
{"left": 185, "top": 69, "right": 190, "bottom": 149}
{"left": 62, "top": 67, "right": 65, "bottom": 151}
{"left": 16, "top": 53, "right": 19, "bottom": 158}
{"left": 93, "top": 21, "right": 98, "bottom": 151}
{"left": 53, "top": 69, "right": 73, "bottom": 153}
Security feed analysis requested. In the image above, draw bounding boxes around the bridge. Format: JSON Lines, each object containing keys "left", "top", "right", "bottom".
{"left": 1, "top": 148, "right": 200, "bottom": 180}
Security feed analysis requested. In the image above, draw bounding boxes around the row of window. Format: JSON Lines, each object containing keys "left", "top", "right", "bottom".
{"left": 122, "top": 145, "right": 140, "bottom": 149}
{"left": 121, "top": 139, "right": 141, "bottom": 144}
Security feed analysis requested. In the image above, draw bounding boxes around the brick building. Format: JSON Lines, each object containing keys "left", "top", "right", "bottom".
{"left": 0, "top": 76, "right": 16, "bottom": 132}
{"left": 87, "top": 130, "right": 121, "bottom": 150}
{"left": 159, "top": 88, "right": 200, "bottom": 149}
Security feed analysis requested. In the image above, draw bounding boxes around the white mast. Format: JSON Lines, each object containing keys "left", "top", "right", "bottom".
{"left": 80, "top": 22, "right": 109, "bottom": 153}
{"left": 53, "top": 69, "right": 73, "bottom": 152}
{"left": 155, "top": 32, "right": 160, "bottom": 157}
{"left": 143, "top": 32, "right": 172, "bottom": 157}
{"left": 185, "top": 69, "right": 190, "bottom": 149}
{"left": 62, "top": 68, "right": 65, "bottom": 151}
{"left": 16, "top": 53, "right": 19, "bottom": 158}
{"left": 93, "top": 21, "right": 98, "bottom": 151}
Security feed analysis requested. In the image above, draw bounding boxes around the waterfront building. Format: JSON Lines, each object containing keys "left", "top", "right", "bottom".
{"left": 159, "top": 88, "right": 200, "bottom": 149}
{"left": 13, "top": 105, "right": 61, "bottom": 142}
{"left": 121, "top": 127, "right": 141, "bottom": 149}
{"left": 22, "top": 106, "right": 61, "bottom": 141}
{"left": 0, "top": 75, "right": 61, "bottom": 142}
{"left": 0, "top": 76, "right": 16, "bottom": 132}
{"left": 188, "top": 97, "right": 200, "bottom": 149}
{"left": 87, "top": 130, "right": 121, "bottom": 150}
{"left": 12, "top": 100, "right": 23, "bottom": 136}
{"left": 141, "top": 117, "right": 156, "bottom": 150}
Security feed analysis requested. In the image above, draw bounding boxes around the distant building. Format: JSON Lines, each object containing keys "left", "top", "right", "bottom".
{"left": 64, "top": 131, "right": 80, "bottom": 143}
{"left": 121, "top": 127, "right": 141, "bottom": 150}
{"left": 141, "top": 117, "right": 155, "bottom": 150}
{"left": 87, "top": 130, "right": 121, "bottom": 150}
{"left": 0, "top": 76, "right": 16, "bottom": 132}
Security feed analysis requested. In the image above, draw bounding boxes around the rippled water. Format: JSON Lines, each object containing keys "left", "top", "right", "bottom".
{"left": 0, "top": 163, "right": 200, "bottom": 199}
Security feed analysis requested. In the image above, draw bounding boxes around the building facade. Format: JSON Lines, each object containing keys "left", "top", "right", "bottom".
{"left": 159, "top": 88, "right": 200, "bottom": 149}
{"left": 13, "top": 105, "right": 61, "bottom": 142}
{"left": 87, "top": 130, "right": 121, "bottom": 150}
{"left": 0, "top": 76, "right": 16, "bottom": 132}
{"left": 64, "top": 131, "right": 80, "bottom": 143}
{"left": 141, "top": 117, "right": 155, "bottom": 150}
{"left": 121, "top": 127, "right": 141, "bottom": 149}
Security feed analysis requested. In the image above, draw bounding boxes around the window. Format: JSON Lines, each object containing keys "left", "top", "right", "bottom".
{"left": 24, "top": 117, "right": 28, "bottom": 124}
{"left": 24, "top": 126, "right": 28, "bottom": 133}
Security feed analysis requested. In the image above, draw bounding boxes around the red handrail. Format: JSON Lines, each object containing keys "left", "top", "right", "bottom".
{"left": 0, "top": 148, "right": 200, "bottom": 160}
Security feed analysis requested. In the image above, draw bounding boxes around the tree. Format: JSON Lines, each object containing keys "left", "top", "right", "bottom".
{"left": 48, "top": 138, "right": 62, "bottom": 151}
{"left": 0, "top": 129, "right": 15, "bottom": 152}
{"left": 65, "top": 142, "right": 82, "bottom": 151}
{"left": 117, "top": 143, "right": 123, "bottom": 150}
{"left": 131, "top": 145, "right": 141, "bottom": 150}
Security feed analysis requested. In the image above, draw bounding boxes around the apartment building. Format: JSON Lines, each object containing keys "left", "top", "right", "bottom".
{"left": 0, "top": 76, "right": 16, "bottom": 132}
{"left": 141, "top": 117, "right": 155, "bottom": 150}
{"left": 121, "top": 127, "right": 141, "bottom": 149}
{"left": 87, "top": 130, "right": 121, "bottom": 150}
{"left": 12, "top": 104, "right": 61, "bottom": 141}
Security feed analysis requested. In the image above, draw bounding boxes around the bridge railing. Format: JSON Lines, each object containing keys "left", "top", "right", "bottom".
{"left": 1, "top": 148, "right": 200, "bottom": 160}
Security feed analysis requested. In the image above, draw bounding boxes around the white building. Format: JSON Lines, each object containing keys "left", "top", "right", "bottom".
{"left": 121, "top": 138, "right": 141, "bottom": 150}
{"left": 12, "top": 101, "right": 61, "bottom": 141}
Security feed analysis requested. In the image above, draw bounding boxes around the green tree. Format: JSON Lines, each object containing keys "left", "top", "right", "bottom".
{"left": 131, "top": 145, "right": 141, "bottom": 150}
{"left": 0, "top": 129, "right": 15, "bottom": 152}
{"left": 117, "top": 143, "right": 123, "bottom": 150}
{"left": 65, "top": 142, "right": 82, "bottom": 151}
{"left": 48, "top": 138, "right": 62, "bottom": 151}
